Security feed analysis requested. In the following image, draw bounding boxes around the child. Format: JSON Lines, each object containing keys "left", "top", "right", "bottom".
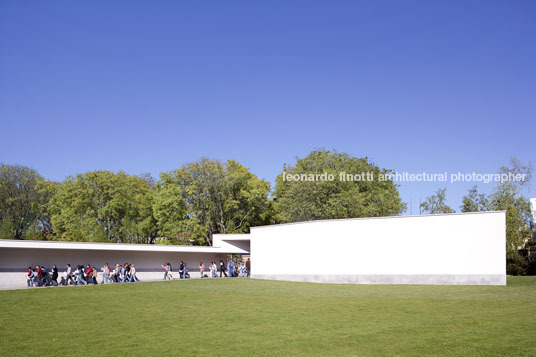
{"left": 26, "top": 267, "right": 34, "bottom": 287}
{"left": 199, "top": 262, "right": 205, "bottom": 278}
{"left": 92, "top": 267, "right": 98, "bottom": 284}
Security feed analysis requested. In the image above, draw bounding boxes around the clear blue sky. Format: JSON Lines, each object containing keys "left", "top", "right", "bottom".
{"left": 1, "top": 0, "right": 535, "bottom": 213}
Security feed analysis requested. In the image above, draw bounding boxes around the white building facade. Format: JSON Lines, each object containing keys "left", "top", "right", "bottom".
{"left": 250, "top": 211, "right": 506, "bottom": 285}
{"left": 0, "top": 211, "right": 506, "bottom": 289}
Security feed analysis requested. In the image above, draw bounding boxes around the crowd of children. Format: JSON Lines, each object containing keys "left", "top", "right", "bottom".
{"left": 26, "top": 262, "right": 139, "bottom": 287}
{"left": 26, "top": 258, "right": 251, "bottom": 287}
{"left": 162, "top": 259, "right": 250, "bottom": 280}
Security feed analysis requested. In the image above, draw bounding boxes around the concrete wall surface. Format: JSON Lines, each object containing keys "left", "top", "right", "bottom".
{"left": 250, "top": 212, "right": 506, "bottom": 285}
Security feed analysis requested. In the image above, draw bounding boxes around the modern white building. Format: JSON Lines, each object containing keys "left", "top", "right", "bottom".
{"left": 0, "top": 235, "right": 249, "bottom": 289}
{"left": 0, "top": 211, "right": 506, "bottom": 289}
{"left": 250, "top": 211, "right": 506, "bottom": 285}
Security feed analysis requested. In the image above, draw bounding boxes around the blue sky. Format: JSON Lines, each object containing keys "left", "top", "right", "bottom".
{"left": 1, "top": 0, "right": 535, "bottom": 213}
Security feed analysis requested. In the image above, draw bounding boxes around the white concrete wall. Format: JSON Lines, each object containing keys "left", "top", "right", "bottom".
{"left": 250, "top": 212, "right": 506, "bottom": 285}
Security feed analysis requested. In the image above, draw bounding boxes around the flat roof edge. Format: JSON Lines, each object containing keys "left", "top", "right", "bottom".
{"left": 250, "top": 211, "right": 507, "bottom": 230}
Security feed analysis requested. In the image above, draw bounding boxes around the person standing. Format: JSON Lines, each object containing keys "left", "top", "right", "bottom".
{"left": 92, "top": 267, "right": 99, "bottom": 284}
{"left": 182, "top": 262, "right": 189, "bottom": 279}
{"left": 124, "top": 263, "right": 131, "bottom": 282}
{"left": 76, "top": 265, "right": 87, "bottom": 285}
{"left": 33, "top": 265, "right": 42, "bottom": 286}
{"left": 26, "top": 267, "right": 34, "bottom": 287}
{"left": 199, "top": 262, "right": 205, "bottom": 278}
{"left": 51, "top": 264, "right": 59, "bottom": 286}
{"left": 179, "top": 261, "right": 185, "bottom": 279}
{"left": 161, "top": 263, "right": 170, "bottom": 280}
{"left": 210, "top": 261, "right": 217, "bottom": 278}
{"left": 102, "top": 263, "right": 113, "bottom": 284}
{"left": 246, "top": 258, "right": 251, "bottom": 278}
{"left": 85, "top": 265, "right": 92, "bottom": 283}
{"left": 64, "top": 264, "right": 74, "bottom": 285}
{"left": 129, "top": 264, "right": 139, "bottom": 282}
{"left": 227, "top": 259, "right": 235, "bottom": 278}
{"left": 238, "top": 262, "right": 247, "bottom": 277}
{"left": 219, "top": 260, "right": 227, "bottom": 277}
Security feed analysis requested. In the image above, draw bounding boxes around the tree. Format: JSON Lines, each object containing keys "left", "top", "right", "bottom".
{"left": 460, "top": 185, "right": 489, "bottom": 212}
{"left": 420, "top": 188, "right": 455, "bottom": 214}
{"left": 157, "top": 158, "right": 272, "bottom": 245}
{"left": 152, "top": 184, "right": 188, "bottom": 243}
{"left": 273, "top": 149, "right": 406, "bottom": 223}
{"left": 489, "top": 158, "right": 533, "bottom": 254}
{"left": 49, "top": 171, "right": 158, "bottom": 243}
{"left": 0, "top": 164, "right": 53, "bottom": 239}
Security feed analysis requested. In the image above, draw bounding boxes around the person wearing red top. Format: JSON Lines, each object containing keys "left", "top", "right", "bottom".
{"left": 34, "top": 265, "right": 43, "bottom": 287}
{"left": 85, "top": 265, "right": 92, "bottom": 283}
{"left": 27, "top": 267, "right": 34, "bottom": 287}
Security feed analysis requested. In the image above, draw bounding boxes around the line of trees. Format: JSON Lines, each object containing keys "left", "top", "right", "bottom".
{"left": 0, "top": 150, "right": 405, "bottom": 245}
{"left": 2, "top": 152, "right": 534, "bottom": 275}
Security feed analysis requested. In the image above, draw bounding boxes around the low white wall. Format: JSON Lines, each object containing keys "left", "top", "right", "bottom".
{"left": 250, "top": 212, "right": 506, "bottom": 285}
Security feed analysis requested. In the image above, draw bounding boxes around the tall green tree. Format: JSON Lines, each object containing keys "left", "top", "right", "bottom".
{"left": 0, "top": 164, "right": 53, "bottom": 239}
{"left": 49, "top": 171, "right": 158, "bottom": 243}
{"left": 152, "top": 184, "right": 188, "bottom": 243}
{"left": 460, "top": 185, "right": 489, "bottom": 212}
{"left": 157, "top": 158, "right": 272, "bottom": 245}
{"left": 488, "top": 158, "right": 533, "bottom": 254}
{"left": 273, "top": 150, "right": 406, "bottom": 223}
{"left": 420, "top": 188, "right": 455, "bottom": 214}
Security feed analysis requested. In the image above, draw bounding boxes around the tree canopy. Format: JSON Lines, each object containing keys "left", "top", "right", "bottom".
{"left": 273, "top": 150, "right": 406, "bottom": 223}
{"left": 49, "top": 171, "right": 158, "bottom": 243}
{"left": 420, "top": 188, "right": 455, "bottom": 214}
{"left": 156, "top": 158, "right": 272, "bottom": 245}
{"left": 0, "top": 164, "right": 53, "bottom": 240}
{"left": 2, "top": 154, "right": 533, "bottom": 276}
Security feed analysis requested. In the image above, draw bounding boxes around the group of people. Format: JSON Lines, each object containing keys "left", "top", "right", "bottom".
{"left": 26, "top": 257, "right": 252, "bottom": 287}
{"left": 26, "top": 262, "right": 140, "bottom": 287}
{"left": 162, "top": 258, "right": 251, "bottom": 280}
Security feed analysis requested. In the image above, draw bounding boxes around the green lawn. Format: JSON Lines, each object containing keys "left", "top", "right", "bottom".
{"left": 1, "top": 277, "right": 535, "bottom": 356}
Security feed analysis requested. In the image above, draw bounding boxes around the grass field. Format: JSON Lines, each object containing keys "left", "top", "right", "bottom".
{"left": 1, "top": 277, "right": 535, "bottom": 356}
